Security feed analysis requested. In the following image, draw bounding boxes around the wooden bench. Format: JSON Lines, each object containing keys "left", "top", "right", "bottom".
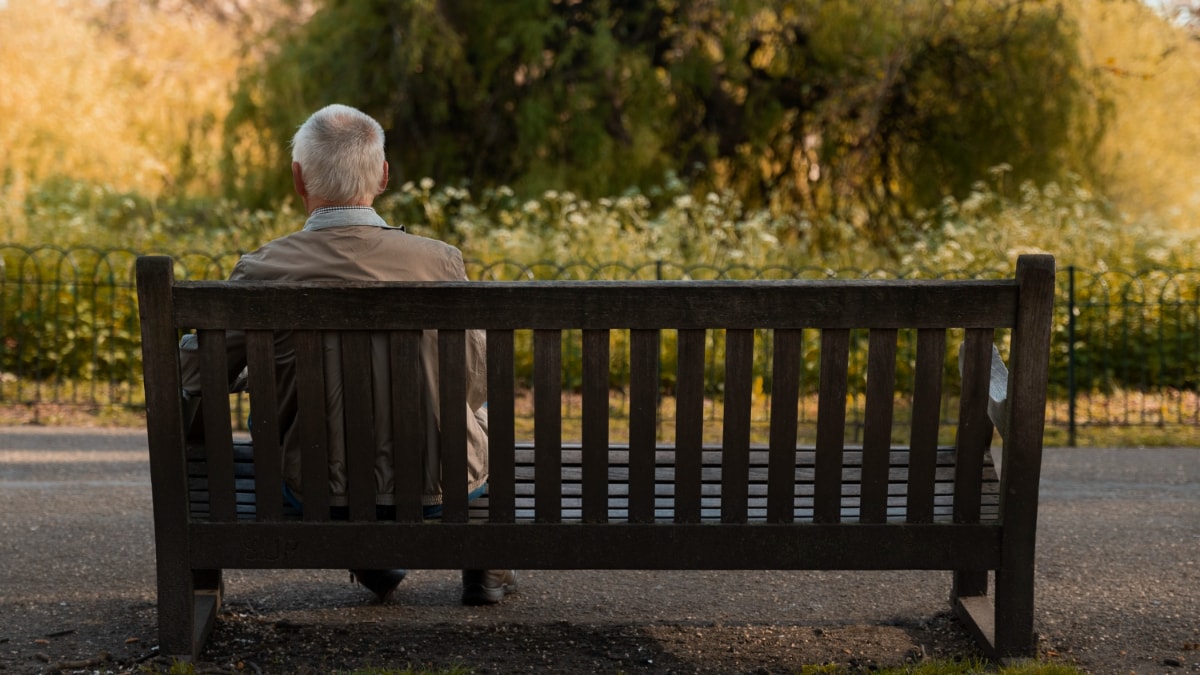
{"left": 135, "top": 253, "right": 1055, "bottom": 661}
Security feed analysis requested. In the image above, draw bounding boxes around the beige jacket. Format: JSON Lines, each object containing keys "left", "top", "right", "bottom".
{"left": 180, "top": 209, "right": 487, "bottom": 507}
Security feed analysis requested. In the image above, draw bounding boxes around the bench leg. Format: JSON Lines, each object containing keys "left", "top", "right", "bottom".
{"left": 157, "top": 567, "right": 223, "bottom": 660}
{"left": 952, "top": 569, "right": 988, "bottom": 599}
{"left": 156, "top": 557, "right": 195, "bottom": 659}
{"left": 993, "top": 566, "right": 1036, "bottom": 657}
{"left": 194, "top": 569, "right": 224, "bottom": 600}
{"left": 952, "top": 570, "right": 997, "bottom": 658}
{"left": 953, "top": 567, "right": 1036, "bottom": 659}
{"left": 953, "top": 594, "right": 996, "bottom": 656}
{"left": 191, "top": 570, "right": 223, "bottom": 659}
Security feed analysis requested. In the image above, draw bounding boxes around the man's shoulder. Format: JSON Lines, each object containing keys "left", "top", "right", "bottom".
{"left": 232, "top": 226, "right": 466, "bottom": 282}
{"left": 229, "top": 232, "right": 310, "bottom": 278}
{"left": 386, "top": 229, "right": 462, "bottom": 256}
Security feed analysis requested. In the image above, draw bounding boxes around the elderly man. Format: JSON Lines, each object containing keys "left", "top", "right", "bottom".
{"left": 179, "top": 104, "right": 514, "bottom": 606}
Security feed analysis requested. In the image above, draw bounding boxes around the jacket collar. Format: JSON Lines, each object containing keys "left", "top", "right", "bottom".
{"left": 303, "top": 206, "right": 403, "bottom": 232}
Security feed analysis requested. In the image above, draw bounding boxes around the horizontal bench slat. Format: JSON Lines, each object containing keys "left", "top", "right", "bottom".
{"left": 192, "top": 442, "right": 978, "bottom": 467}
{"left": 186, "top": 521, "right": 1003, "bottom": 570}
{"left": 171, "top": 281, "right": 1020, "bottom": 330}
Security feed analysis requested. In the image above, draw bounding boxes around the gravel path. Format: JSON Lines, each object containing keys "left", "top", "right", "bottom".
{"left": 0, "top": 427, "right": 1196, "bottom": 674}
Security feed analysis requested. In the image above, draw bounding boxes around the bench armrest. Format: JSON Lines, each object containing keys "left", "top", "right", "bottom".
{"left": 959, "top": 342, "right": 1010, "bottom": 438}
{"left": 986, "top": 344, "right": 1010, "bottom": 437}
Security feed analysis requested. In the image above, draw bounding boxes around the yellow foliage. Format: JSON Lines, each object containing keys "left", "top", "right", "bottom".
{"left": 0, "top": 0, "right": 1197, "bottom": 244}
{"left": 1071, "top": 0, "right": 1200, "bottom": 230}
{"left": 0, "top": 0, "right": 241, "bottom": 199}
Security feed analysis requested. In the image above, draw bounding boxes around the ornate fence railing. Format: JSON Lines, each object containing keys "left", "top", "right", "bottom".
{"left": 3, "top": 244, "right": 1199, "bottom": 446}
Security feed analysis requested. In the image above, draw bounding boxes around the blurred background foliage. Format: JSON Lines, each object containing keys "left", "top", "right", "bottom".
{"left": 1, "top": 0, "right": 1198, "bottom": 263}
{"left": 3, "top": 0, "right": 1200, "bottom": 439}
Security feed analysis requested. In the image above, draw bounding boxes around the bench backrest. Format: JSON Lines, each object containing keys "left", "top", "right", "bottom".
{"left": 137, "top": 254, "right": 1054, "bottom": 534}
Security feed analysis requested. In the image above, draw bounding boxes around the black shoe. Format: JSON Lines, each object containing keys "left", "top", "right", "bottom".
{"left": 461, "top": 569, "right": 517, "bottom": 605}
{"left": 350, "top": 569, "right": 407, "bottom": 602}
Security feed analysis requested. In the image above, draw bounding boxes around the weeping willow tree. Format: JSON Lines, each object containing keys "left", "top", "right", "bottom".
{"left": 224, "top": 0, "right": 1108, "bottom": 243}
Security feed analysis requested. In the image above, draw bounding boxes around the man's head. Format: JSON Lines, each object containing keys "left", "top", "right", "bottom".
{"left": 290, "top": 104, "right": 388, "bottom": 209}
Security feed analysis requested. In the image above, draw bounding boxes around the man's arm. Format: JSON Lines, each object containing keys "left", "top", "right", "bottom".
{"left": 449, "top": 250, "right": 488, "bottom": 412}
{"left": 178, "top": 330, "right": 250, "bottom": 397}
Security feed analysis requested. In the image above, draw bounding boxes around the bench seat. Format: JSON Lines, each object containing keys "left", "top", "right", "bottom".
{"left": 186, "top": 442, "right": 1000, "bottom": 524}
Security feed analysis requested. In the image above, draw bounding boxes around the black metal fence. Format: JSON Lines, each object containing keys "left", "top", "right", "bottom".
{"left": 3, "top": 244, "right": 1199, "bottom": 446}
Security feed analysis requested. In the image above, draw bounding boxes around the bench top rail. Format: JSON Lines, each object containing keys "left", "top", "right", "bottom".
{"left": 166, "top": 278, "right": 1021, "bottom": 330}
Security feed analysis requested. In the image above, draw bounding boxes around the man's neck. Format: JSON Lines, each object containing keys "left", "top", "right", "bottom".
{"left": 311, "top": 205, "right": 373, "bottom": 214}
{"left": 304, "top": 196, "right": 372, "bottom": 215}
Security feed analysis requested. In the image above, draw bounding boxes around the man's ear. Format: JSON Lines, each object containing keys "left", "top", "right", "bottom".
{"left": 292, "top": 162, "right": 308, "bottom": 199}
{"left": 378, "top": 161, "right": 389, "bottom": 194}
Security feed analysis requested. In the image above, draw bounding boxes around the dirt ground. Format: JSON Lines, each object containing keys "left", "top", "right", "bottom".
{"left": 1, "top": 428, "right": 1198, "bottom": 674}
{"left": 3, "top": 567, "right": 988, "bottom": 675}
{"left": 188, "top": 602, "right": 979, "bottom": 674}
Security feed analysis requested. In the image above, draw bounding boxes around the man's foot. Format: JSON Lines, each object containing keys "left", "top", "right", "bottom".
{"left": 461, "top": 569, "right": 517, "bottom": 605}
{"left": 350, "top": 569, "right": 407, "bottom": 602}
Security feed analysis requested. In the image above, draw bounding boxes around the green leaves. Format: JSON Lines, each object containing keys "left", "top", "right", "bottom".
{"left": 223, "top": 0, "right": 1109, "bottom": 243}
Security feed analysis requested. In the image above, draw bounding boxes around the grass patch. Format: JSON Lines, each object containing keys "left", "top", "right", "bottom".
{"left": 143, "top": 654, "right": 1086, "bottom": 675}
{"left": 343, "top": 662, "right": 472, "bottom": 667}
{"left": 797, "top": 660, "right": 1085, "bottom": 674}
{"left": 327, "top": 659, "right": 1084, "bottom": 675}
{"left": 154, "top": 665, "right": 473, "bottom": 675}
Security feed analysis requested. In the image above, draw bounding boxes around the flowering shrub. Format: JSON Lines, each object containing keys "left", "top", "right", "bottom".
{"left": 4, "top": 172, "right": 1198, "bottom": 400}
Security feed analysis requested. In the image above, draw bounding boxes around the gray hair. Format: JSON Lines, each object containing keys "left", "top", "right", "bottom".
{"left": 290, "top": 104, "right": 386, "bottom": 204}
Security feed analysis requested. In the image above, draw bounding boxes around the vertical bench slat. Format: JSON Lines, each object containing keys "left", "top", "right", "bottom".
{"left": 994, "top": 254, "right": 1055, "bottom": 656}
{"left": 294, "top": 331, "right": 330, "bottom": 521}
{"left": 198, "top": 329, "right": 237, "bottom": 522}
{"left": 814, "top": 329, "right": 850, "bottom": 524}
{"left": 767, "top": 329, "right": 802, "bottom": 523}
{"left": 907, "top": 328, "right": 946, "bottom": 524}
{"left": 486, "top": 330, "right": 517, "bottom": 523}
{"left": 628, "top": 329, "right": 660, "bottom": 523}
{"left": 582, "top": 329, "right": 610, "bottom": 523}
{"left": 954, "top": 328, "right": 995, "bottom": 523}
{"left": 438, "top": 330, "right": 470, "bottom": 523}
{"left": 341, "top": 332, "right": 377, "bottom": 522}
{"left": 135, "top": 256, "right": 196, "bottom": 657}
{"left": 534, "top": 329, "right": 563, "bottom": 523}
{"left": 245, "top": 330, "right": 282, "bottom": 521}
{"left": 860, "top": 328, "right": 898, "bottom": 524}
{"left": 674, "top": 329, "right": 706, "bottom": 524}
{"left": 721, "top": 329, "right": 755, "bottom": 523}
{"left": 953, "top": 327, "right": 996, "bottom": 598}
{"left": 389, "top": 330, "right": 425, "bottom": 522}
